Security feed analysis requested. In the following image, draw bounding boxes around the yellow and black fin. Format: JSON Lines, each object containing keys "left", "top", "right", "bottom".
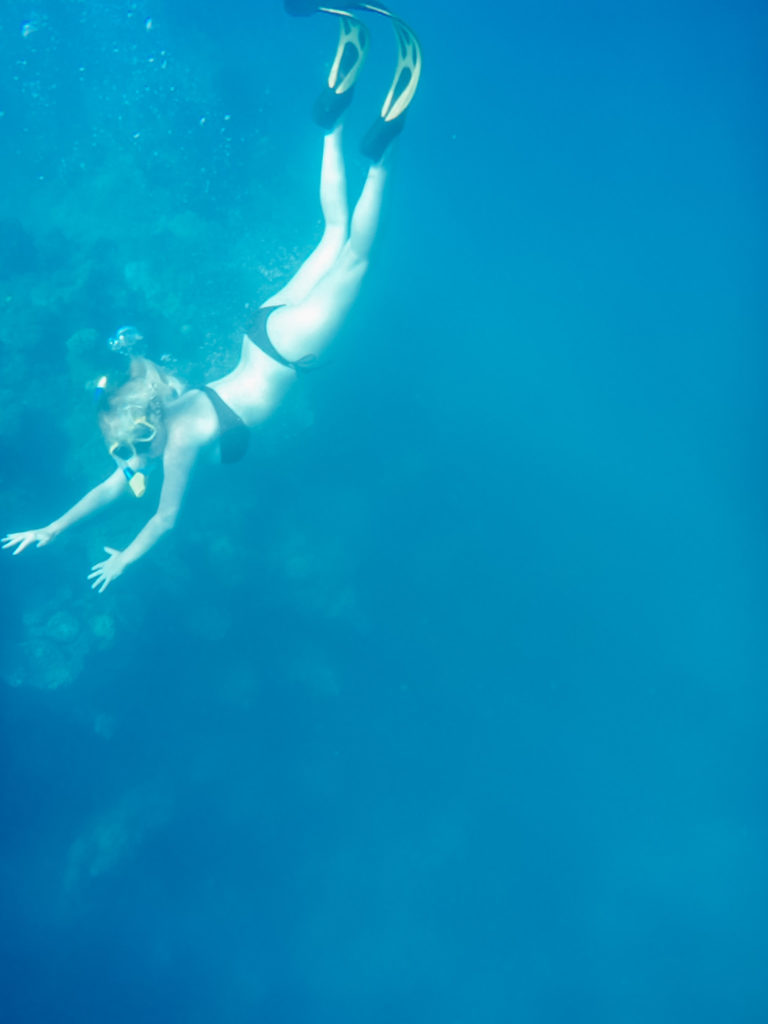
{"left": 358, "top": 8, "right": 421, "bottom": 160}
{"left": 285, "top": 1, "right": 422, "bottom": 154}
{"left": 312, "top": 12, "right": 370, "bottom": 128}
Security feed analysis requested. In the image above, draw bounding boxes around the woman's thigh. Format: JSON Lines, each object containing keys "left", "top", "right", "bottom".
{"left": 265, "top": 246, "right": 368, "bottom": 361}
{"left": 262, "top": 225, "right": 347, "bottom": 309}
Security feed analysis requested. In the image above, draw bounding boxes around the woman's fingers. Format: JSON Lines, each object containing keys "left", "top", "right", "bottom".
{"left": 88, "top": 568, "right": 109, "bottom": 592}
{"left": 3, "top": 533, "right": 31, "bottom": 554}
{"left": 3, "top": 530, "right": 52, "bottom": 553}
{"left": 88, "top": 551, "right": 119, "bottom": 593}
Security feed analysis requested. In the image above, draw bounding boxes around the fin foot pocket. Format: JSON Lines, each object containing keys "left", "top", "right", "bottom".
{"left": 313, "top": 85, "right": 355, "bottom": 129}
{"left": 359, "top": 113, "right": 404, "bottom": 161}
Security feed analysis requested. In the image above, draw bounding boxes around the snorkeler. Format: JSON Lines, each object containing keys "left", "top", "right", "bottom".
{"left": 2, "top": 3, "right": 421, "bottom": 593}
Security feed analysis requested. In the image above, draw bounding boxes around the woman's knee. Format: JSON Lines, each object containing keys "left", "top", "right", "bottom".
{"left": 320, "top": 224, "right": 348, "bottom": 263}
{"left": 337, "top": 239, "right": 368, "bottom": 275}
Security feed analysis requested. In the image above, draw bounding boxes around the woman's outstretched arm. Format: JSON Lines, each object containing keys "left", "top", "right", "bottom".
{"left": 2, "top": 467, "right": 131, "bottom": 554}
{"left": 88, "top": 438, "right": 198, "bottom": 592}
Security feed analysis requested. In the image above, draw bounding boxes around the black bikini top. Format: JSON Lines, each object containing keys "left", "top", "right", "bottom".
{"left": 195, "top": 385, "right": 250, "bottom": 464}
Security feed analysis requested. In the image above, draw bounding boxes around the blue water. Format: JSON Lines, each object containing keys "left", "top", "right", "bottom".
{"left": 1, "top": 1, "right": 766, "bottom": 1020}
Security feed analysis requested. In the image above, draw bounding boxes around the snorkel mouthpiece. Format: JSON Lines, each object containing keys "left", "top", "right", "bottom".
{"left": 109, "top": 435, "right": 151, "bottom": 498}
{"left": 124, "top": 466, "right": 147, "bottom": 498}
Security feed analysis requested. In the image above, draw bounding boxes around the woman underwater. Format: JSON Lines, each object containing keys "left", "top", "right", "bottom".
{"left": 2, "top": 2, "right": 421, "bottom": 593}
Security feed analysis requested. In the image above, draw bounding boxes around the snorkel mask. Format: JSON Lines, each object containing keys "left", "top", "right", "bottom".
{"left": 108, "top": 417, "right": 157, "bottom": 498}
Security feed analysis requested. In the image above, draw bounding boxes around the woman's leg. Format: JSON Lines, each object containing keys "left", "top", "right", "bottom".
{"left": 262, "top": 125, "right": 349, "bottom": 309}
{"left": 265, "top": 156, "right": 389, "bottom": 361}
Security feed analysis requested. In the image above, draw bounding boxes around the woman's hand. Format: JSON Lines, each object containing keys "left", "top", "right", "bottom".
{"left": 88, "top": 547, "right": 126, "bottom": 593}
{"left": 2, "top": 527, "right": 56, "bottom": 554}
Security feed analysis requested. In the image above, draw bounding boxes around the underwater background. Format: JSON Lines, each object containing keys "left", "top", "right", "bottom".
{"left": 1, "top": 1, "right": 766, "bottom": 1020}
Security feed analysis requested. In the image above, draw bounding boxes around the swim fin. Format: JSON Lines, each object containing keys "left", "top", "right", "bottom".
{"left": 285, "top": 2, "right": 422, "bottom": 156}
{"left": 313, "top": 13, "right": 370, "bottom": 129}
{"left": 358, "top": 9, "right": 422, "bottom": 161}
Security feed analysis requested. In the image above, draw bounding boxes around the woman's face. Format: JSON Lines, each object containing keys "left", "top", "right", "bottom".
{"left": 106, "top": 410, "right": 165, "bottom": 466}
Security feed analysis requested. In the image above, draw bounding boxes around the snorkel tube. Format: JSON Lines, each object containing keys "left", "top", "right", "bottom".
{"left": 93, "top": 375, "right": 108, "bottom": 405}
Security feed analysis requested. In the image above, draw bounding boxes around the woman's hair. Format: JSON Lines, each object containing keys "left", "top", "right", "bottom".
{"left": 99, "top": 357, "right": 184, "bottom": 448}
